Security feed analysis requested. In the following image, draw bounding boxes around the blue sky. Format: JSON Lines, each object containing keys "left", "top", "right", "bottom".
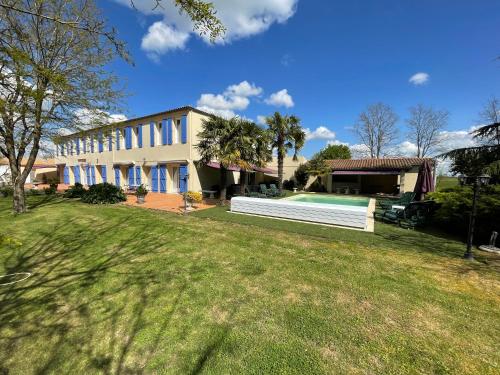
{"left": 103, "top": 0, "right": 500, "bottom": 159}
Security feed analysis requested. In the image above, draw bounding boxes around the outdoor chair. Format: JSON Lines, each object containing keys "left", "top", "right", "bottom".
{"left": 378, "top": 192, "right": 416, "bottom": 210}
{"left": 269, "top": 184, "right": 285, "bottom": 197}
{"left": 259, "top": 184, "right": 275, "bottom": 197}
{"left": 246, "top": 186, "right": 266, "bottom": 198}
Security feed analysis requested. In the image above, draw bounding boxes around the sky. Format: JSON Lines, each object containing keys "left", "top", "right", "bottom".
{"left": 101, "top": 0, "right": 500, "bottom": 162}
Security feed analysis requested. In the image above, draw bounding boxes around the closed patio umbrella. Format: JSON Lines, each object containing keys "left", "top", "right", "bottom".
{"left": 414, "top": 160, "right": 435, "bottom": 200}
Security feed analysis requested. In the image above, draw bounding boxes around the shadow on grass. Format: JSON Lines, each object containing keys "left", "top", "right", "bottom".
{"left": 0, "top": 210, "right": 214, "bottom": 374}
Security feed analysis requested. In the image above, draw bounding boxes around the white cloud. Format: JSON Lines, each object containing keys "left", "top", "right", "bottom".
{"left": 409, "top": 72, "right": 430, "bottom": 85}
{"left": 305, "top": 126, "right": 336, "bottom": 141}
{"left": 265, "top": 89, "right": 294, "bottom": 108}
{"left": 196, "top": 81, "right": 263, "bottom": 118}
{"left": 349, "top": 144, "right": 371, "bottom": 159}
{"left": 327, "top": 139, "right": 349, "bottom": 146}
{"left": 73, "top": 109, "right": 127, "bottom": 128}
{"left": 141, "top": 22, "right": 190, "bottom": 61}
{"left": 225, "top": 81, "right": 262, "bottom": 97}
{"left": 116, "top": 0, "right": 298, "bottom": 60}
{"left": 257, "top": 115, "right": 267, "bottom": 125}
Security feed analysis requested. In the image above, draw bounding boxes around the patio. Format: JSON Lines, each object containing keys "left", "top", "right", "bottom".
{"left": 123, "top": 192, "right": 216, "bottom": 213}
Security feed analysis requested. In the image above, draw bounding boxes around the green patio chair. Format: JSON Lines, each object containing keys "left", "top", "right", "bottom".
{"left": 379, "top": 192, "right": 416, "bottom": 210}
{"left": 259, "top": 184, "right": 275, "bottom": 197}
{"left": 269, "top": 183, "right": 285, "bottom": 197}
{"left": 246, "top": 186, "right": 266, "bottom": 198}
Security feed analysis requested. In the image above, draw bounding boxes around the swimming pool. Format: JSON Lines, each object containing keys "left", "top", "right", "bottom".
{"left": 230, "top": 195, "right": 375, "bottom": 231}
{"left": 285, "top": 194, "right": 369, "bottom": 207}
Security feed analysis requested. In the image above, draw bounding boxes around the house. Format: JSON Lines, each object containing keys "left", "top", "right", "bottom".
{"left": 0, "top": 158, "right": 57, "bottom": 186}
{"left": 54, "top": 106, "right": 276, "bottom": 193}
{"left": 323, "top": 158, "right": 436, "bottom": 194}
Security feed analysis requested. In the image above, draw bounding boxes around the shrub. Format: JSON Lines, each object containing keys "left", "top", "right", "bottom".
{"left": 0, "top": 185, "right": 14, "bottom": 197}
{"left": 27, "top": 188, "right": 43, "bottom": 196}
{"left": 184, "top": 191, "right": 202, "bottom": 203}
{"left": 135, "top": 184, "right": 148, "bottom": 197}
{"left": 64, "top": 183, "right": 87, "bottom": 198}
{"left": 428, "top": 185, "right": 500, "bottom": 243}
{"left": 294, "top": 164, "right": 309, "bottom": 190}
{"left": 283, "top": 179, "right": 295, "bottom": 190}
{"left": 44, "top": 186, "right": 57, "bottom": 195}
{"left": 81, "top": 183, "right": 126, "bottom": 204}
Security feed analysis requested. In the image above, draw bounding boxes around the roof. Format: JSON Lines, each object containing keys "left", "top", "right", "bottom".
{"left": 0, "top": 158, "right": 56, "bottom": 168}
{"left": 58, "top": 106, "right": 212, "bottom": 140}
{"left": 325, "top": 158, "right": 434, "bottom": 171}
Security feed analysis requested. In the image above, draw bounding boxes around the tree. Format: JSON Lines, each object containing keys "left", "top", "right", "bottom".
{"left": 478, "top": 96, "right": 500, "bottom": 145}
{"left": 265, "top": 112, "right": 306, "bottom": 193}
{"left": 313, "top": 144, "right": 351, "bottom": 160}
{"left": 354, "top": 103, "right": 398, "bottom": 158}
{"left": 0, "top": 0, "right": 126, "bottom": 213}
{"left": 406, "top": 104, "right": 449, "bottom": 157}
{"left": 196, "top": 116, "right": 270, "bottom": 202}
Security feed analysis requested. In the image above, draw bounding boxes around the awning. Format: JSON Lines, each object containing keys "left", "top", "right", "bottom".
{"left": 332, "top": 170, "right": 400, "bottom": 175}
{"left": 206, "top": 161, "right": 278, "bottom": 174}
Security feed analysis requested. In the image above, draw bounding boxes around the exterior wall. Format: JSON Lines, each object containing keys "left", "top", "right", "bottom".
{"left": 54, "top": 108, "right": 211, "bottom": 193}
{"left": 267, "top": 155, "right": 307, "bottom": 181}
{"left": 400, "top": 167, "right": 419, "bottom": 193}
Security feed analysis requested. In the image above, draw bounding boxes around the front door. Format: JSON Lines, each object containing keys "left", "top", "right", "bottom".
{"left": 172, "top": 166, "right": 179, "bottom": 193}
{"left": 151, "top": 166, "right": 158, "bottom": 192}
{"left": 159, "top": 165, "right": 167, "bottom": 193}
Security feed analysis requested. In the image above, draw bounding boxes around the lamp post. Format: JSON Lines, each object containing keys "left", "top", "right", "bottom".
{"left": 459, "top": 174, "right": 491, "bottom": 260}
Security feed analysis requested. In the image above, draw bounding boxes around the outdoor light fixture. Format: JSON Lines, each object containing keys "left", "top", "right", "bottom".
{"left": 461, "top": 174, "right": 491, "bottom": 260}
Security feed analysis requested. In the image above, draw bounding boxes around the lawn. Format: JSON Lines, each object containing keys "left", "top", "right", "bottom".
{"left": 0, "top": 196, "right": 499, "bottom": 374}
{"left": 436, "top": 176, "right": 459, "bottom": 190}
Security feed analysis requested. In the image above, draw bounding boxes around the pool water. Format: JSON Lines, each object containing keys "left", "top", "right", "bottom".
{"left": 285, "top": 194, "right": 369, "bottom": 207}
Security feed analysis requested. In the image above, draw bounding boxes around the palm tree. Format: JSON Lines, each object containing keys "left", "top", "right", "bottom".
{"left": 265, "top": 112, "right": 306, "bottom": 193}
{"left": 196, "top": 116, "right": 271, "bottom": 202}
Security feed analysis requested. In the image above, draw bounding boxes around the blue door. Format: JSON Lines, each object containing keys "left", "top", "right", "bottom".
{"left": 101, "top": 165, "right": 107, "bottom": 183}
{"left": 73, "top": 166, "right": 80, "bottom": 184}
{"left": 135, "top": 166, "right": 141, "bottom": 185}
{"left": 179, "top": 164, "right": 188, "bottom": 193}
{"left": 128, "top": 166, "right": 134, "bottom": 186}
{"left": 63, "top": 167, "right": 70, "bottom": 184}
{"left": 159, "top": 165, "right": 167, "bottom": 193}
{"left": 114, "top": 167, "right": 120, "bottom": 186}
{"left": 151, "top": 166, "right": 158, "bottom": 192}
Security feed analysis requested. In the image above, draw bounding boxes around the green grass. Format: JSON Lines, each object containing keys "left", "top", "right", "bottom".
{"left": 437, "top": 176, "right": 459, "bottom": 191}
{"left": 0, "top": 196, "right": 499, "bottom": 374}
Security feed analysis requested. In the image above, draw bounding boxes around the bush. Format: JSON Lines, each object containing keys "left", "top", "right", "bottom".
{"left": 135, "top": 184, "right": 148, "bottom": 197}
{"left": 184, "top": 191, "right": 202, "bottom": 203}
{"left": 27, "top": 188, "right": 43, "bottom": 196}
{"left": 81, "top": 183, "right": 126, "bottom": 204}
{"left": 294, "top": 164, "right": 309, "bottom": 190}
{"left": 0, "top": 185, "right": 13, "bottom": 197}
{"left": 283, "top": 179, "right": 295, "bottom": 190}
{"left": 64, "top": 183, "right": 86, "bottom": 198}
{"left": 428, "top": 185, "right": 500, "bottom": 243}
{"left": 44, "top": 186, "right": 57, "bottom": 195}
{"left": 307, "top": 177, "right": 326, "bottom": 192}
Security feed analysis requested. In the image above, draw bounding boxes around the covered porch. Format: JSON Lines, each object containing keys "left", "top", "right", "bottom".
{"left": 328, "top": 170, "right": 401, "bottom": 195}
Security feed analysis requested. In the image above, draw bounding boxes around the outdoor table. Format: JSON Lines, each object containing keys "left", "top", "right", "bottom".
{"left": 202, "top": 190, "right": 217, "bottom": 199}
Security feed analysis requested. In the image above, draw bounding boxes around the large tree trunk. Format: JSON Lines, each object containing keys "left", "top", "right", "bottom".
{"left": 240, "top": 170, "right": 247, "bottom": 195}
{"left": 277, "top": 149, "right": 285, "bottom": 193}
{"left": 12, "top": 179, "right": 26, "bottom": 213}
{"left": 219, "top": 166, "right": 227, "bottom": 205}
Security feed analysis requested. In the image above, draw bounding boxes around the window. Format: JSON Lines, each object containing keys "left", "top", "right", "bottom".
{"left": 82, "top": 136, "right": 87, "bottom": 153}
{"left": 174, "top": 119, "right": 181, "bottom": 144}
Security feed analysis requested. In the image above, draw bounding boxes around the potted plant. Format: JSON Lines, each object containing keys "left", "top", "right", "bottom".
{"left": 135, "top": 184, "right": 148, "bottom": 204}
{"left": 183, "top": 191, "right": 202, "bottom": 210}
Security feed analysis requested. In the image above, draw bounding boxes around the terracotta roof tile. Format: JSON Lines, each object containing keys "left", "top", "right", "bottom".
{"left": 325, "top": 158, "right": 434, "bottom": 171}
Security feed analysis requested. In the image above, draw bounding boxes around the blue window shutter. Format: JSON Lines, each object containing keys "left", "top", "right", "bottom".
{"left": 98, "top": 132, "right": 103, "bottom": 153}
{"left": 181, "top": 115, "right": 187, "bottom": 144}
{"left": 63, "top": 166, "right": 70, "bottom": 184}
{"left": 108, "top": 132, "right": 113, "bottom": 151}
{"left": 159, "top": 165, "right": 167, "bottom": 193}
{"left": 76, "top": 139, "right": 80, "bottom": 155}
{"left": 116, "top": 129, "right": 120, "bottom": 150}
{"left": 151, "top": 166, "right": 158, "bottom": 192}
{"left": 114, "top": 167, "right": 120, "bottom": 186}
{"left": 162, "top": 119, "right": 168, "bottom": 145}
{"left": 90, "top": 135, "right": 94, "bottom": 153}
{"left": 91, "top": 166, "right": 96, "bottom": 185}
{"left": 82, "top": 137, "right": 86, "bottom": 153}
{"left": 128, "top": 166, "right": 134, "bottom": 185}
{"left": 179, "top": 164, "right": 188, "bottom": 193}
{"left": 73, "top": 166, "right": 80, "bottom": 184}
{"left": 167, "top": 118, "right": 173, "bottom": 145}
{"left": 150, "top": 122, "right": 155, "bottom": 147}
{"left": 125, "top": 127, "right": 132, "bottom": 149}
{"left": 135, "top": 166, "right": 141, "bottom": 185}
{"left": 101, "top": 165, "right": 107, "bottom": 183}
{"left": 86, "top": 165, "right": 90, "bottom": 185}
{"left": 137, "top": 125, "right": 143, "bottom": 148}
